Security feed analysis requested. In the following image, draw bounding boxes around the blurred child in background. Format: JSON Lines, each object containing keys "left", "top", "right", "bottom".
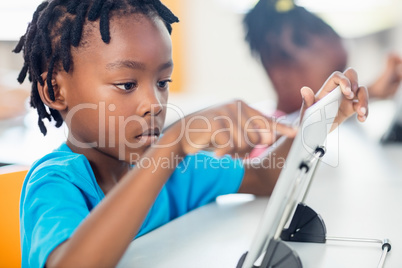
{"left": 244, "top": 0, "right": 402, "bottom": 117}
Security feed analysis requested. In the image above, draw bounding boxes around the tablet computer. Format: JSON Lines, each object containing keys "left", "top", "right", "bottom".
{"left": 240, "top": 87, "right": 343, "bottom": 268}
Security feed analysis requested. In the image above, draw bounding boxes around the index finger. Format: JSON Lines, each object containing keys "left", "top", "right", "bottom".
{"left": 242, "top": 105, "right": 297, "bottom": 146}
{"left": 274, "top": 120, "right": 298, "bottom": 138}
{"left": 343, "top": 67, "right": 359, "bottom": 94}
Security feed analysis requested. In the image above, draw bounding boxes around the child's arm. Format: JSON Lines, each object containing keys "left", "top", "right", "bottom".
{"left": 239, "top": 68, "right": 369, "bottom": 195}
{"left": 45, "top": 133, "right": 186, "bottom": 267}
{"left": 367, "top": 53, "right": 402, "bottom": 99}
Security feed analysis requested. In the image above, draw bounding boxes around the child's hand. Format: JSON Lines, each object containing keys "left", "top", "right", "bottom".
{"left": 168, "top": 100, "right": 297, "bottom": 158}
{"left": 299, "top": 68, "right": 369, "bottom": 129}
{"left": 368, "top": 52, "right": 402, "bottom": 99}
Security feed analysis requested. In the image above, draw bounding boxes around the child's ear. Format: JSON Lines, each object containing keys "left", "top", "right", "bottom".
{"left": 37, "top": 72, "right": 67, "bottom": 111}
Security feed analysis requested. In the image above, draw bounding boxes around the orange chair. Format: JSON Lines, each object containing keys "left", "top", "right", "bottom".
{"left": 0, "top": 166, "right": 28, "bottom": 268}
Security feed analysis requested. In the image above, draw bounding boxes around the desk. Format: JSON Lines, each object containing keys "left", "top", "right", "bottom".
{"left": 118, "top": 115, "right": 402, "bottom": 267}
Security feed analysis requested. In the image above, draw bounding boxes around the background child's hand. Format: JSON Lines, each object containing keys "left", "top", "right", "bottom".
{"left": 299, "top": 68, "right": 369, "bottom": 129}
{"left": 169, "top": 100, "right": 297, "bottom": 158}
{"left": 368, "top": 52, "right": 402, "bottom": 99}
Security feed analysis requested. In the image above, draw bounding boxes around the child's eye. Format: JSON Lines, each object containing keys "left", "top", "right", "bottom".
{"left": 157, "top": 79, "right": 172, "bottom": 90}
{"left": 115, "top": 82, "right": 137, "bottom": 91}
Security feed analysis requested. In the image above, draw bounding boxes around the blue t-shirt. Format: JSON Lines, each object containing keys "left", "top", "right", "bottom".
{"left": 20, "top": 143, "right": 245, "bottom": 268}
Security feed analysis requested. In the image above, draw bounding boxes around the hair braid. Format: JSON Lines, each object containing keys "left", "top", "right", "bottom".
{"left": 14, "top": 1, "right": 49, "bottom": 84}
{"left": 31, "top": 82, "right": 51, "bottom": 135}
{"left": 99, "top": 0, "right": 114, "bottom": 43}
{"left": 38, "top": 0, "right": 63, "bottom": 58}
{"left": 50, "top": 108, "right": 63, "bottom": 127}
{"left": 152, "top": 0, "right": 179, "bottom": 24}
{"left": 66, "top": 0, "right": 80, "bottom": 14}
{"left": 60, "top": 18, "right": 73, "bottom": 72}
{"left": 13, "top": 35, "right": 25, "bottom": 54}
{"left": 46, "top": 54, "right": 59, "bottom": 101}
{"left": 71, "top": 2, "right": 90, "bottom": 47}
{"left": 88, "top": 0, "right": 106, "bottom": 21}
{"left": 150, "top": 0, "right": 179, "bottom": 34}
{"left": 29, "top": 35, "right": 45, "bottom": 86}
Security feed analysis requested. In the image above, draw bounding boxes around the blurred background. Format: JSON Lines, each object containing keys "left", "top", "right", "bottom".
{"left": 1, "top": 0, "right": 402, "bottom": 165}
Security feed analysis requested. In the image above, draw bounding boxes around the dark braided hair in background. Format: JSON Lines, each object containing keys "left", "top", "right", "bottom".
{"left": 13, "top": 0, "right": 179, "bottom": 135}
{"left": 243, "top": 0, "right": 340, "bottom": 67}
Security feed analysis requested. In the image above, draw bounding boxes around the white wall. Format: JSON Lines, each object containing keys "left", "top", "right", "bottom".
{"left": 344, "top": 21, "right": 402, "bottom": 88}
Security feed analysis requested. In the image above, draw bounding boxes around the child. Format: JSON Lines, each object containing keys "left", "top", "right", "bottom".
{"left": 243, "top": 0, "right": 402, "bottom": 116}
{"left": 15, "top": 0, "right": 368, "bottom": 267}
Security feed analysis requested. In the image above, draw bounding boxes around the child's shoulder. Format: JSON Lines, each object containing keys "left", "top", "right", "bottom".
{"left": 30, "top": 143, "right": 87, "bottom": 171}
{"left": 25, "top": 143, "right": 96, "bottom": 189}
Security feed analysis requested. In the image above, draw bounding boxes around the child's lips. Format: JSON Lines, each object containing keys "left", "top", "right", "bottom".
{"left": 134, "top": 128, "right": 160, "bottom": 144}
{"left": 135, "top": 134, "right": 159, "bottom": 145}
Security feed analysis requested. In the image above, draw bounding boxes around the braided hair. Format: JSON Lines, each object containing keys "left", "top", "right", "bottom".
{"left": 243, "top": 0, "right": 340, "bottom": 67}
{"left": 13, "top": 0, "right": 179, "bottom": 135}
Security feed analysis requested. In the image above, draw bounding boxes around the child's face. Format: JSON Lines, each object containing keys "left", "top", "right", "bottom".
{"left": 298, "top": 36, "right": 348, "bottom": 93}
{"left": 59, "top": 14, "right": 173, "bottom": 162}
{"left": 266, "top": 33, "right": 347, "bottom": 113}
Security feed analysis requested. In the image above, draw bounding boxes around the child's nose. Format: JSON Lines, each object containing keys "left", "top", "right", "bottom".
{"left": 137, "top": 87, "right": 163, "bottom": 117}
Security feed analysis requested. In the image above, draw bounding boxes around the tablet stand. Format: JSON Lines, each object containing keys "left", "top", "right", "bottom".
{"left": 280, "top": 146, "right": 327, "bottom": 244}
{"left": 280, "top": 203, "right": 326, "bottom": 243}
{"left": 237, "top": 239, "right": 302, "bottom": 268}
